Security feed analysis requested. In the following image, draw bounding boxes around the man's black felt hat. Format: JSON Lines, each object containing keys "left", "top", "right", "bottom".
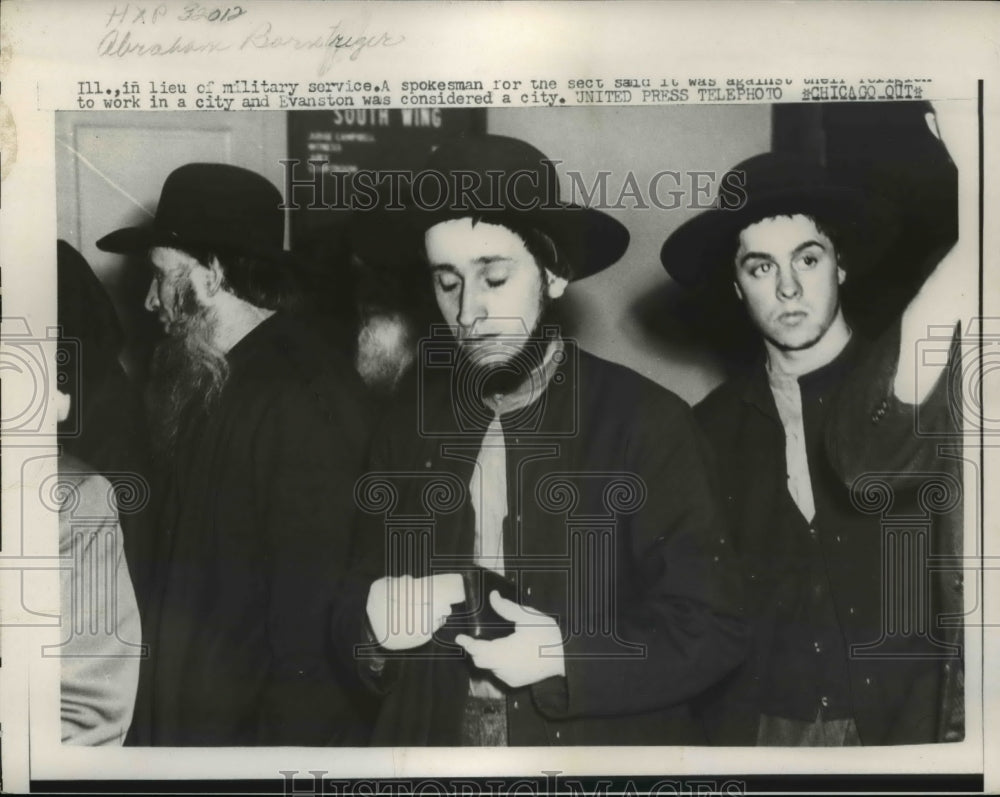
{"left": 353, "top": 134, "right": 630, "bottom": 280}
{"left": 97, "top": 163, "right": 293, "bottom": 264}
{"left": 660, "top": 152, "right": 899, "bottom": 288}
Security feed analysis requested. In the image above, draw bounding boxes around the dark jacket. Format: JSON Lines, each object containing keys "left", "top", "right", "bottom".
{"left": 826, "top": 321, "right": 964, "bottom": 744}
{"left": 128, "top": 314, "right": 374, "bottom": 746}
{"left": 693, "top": 321, "right": 963, "bottom": 745}
{"left": 337, "top": 343, "right": 749, "bottom": 746}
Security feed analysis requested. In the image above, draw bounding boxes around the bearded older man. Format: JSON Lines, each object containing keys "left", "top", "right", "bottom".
{"left": 97, "top": 163, "right": 374, "bottom": 746}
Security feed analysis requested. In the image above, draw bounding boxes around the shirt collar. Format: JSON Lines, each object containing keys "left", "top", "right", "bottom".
{"left": 740, "top": 330, "right": 863, "bottom": 415}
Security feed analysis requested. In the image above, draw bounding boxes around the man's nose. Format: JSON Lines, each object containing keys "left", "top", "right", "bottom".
{"left": 456, "top": 286, "right": 486, "bottom": 330}
{"left": 775, "top": 266, "right": 802, "bottom": 301}
{"left": 144, "top": 279, "right": 160, "bottom": 313}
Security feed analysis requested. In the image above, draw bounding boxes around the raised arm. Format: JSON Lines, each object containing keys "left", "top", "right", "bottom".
{"left": 894, "top": 100, "right": 976, "bottom": 405}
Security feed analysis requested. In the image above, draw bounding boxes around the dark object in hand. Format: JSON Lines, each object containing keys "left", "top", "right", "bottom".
{"left": 435, "top": 568, "right": 518, "bottom": 645}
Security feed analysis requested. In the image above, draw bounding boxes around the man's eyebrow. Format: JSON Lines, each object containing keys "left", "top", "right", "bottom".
{"left": 792, "top": 239, "right": 827, "bottom": 255}
{"left": 430, "top": 256, "right": 512, "bottom": 272}
{"left": 737, "top": 240, "right": 827, "bottom": 267}
{"left": 473, "top": 255, "right": 513, "bottom": 266}
{"left": 737, "top": 251, "right": 773, "bottom": 267}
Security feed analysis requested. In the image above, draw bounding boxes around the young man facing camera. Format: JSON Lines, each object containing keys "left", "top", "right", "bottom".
{"left": 341, "top": 135, "right": 748, "bottom": 746}
{"left": 659, "top": 104, "right": 968, "bottom": 745}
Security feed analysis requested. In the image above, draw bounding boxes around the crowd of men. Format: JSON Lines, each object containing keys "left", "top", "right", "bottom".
{"left": 57, "top": 101, "right": 967, "bottom": 748}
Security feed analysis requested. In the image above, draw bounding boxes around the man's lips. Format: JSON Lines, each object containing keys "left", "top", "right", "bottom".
{"left": 460, "top": 333, "right": 503, "bottom": 345}
{"left": 776, "top": 310, "right": 808, "bottom": 325}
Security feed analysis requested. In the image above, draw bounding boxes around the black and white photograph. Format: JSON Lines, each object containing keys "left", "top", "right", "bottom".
{"left": 1, "top": 1, "right": 996, "bottom": 794}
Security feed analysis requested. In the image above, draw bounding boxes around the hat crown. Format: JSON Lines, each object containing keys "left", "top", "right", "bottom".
{"left": 153, "top": 163, "right": 284, "bottom": 249}
{"left": 427, "top": 134, "right": 552, "bottom": 173}
{"left": 421, "top": 134, "right": 561, "bottom": 211}
{"left": 717, "top": 152, "right": 839, "bottom": 211}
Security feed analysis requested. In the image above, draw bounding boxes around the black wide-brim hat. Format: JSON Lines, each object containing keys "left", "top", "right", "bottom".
{"left": 353, "top": 134, "right": 629, "bottom": 280}
{"left": 660, "top": 152, "right": 900, "bottom": 289}
{"left": 97, "top": 163, "right": 294, "bottom": 265}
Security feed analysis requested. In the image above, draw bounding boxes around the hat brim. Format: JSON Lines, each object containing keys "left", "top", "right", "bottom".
{"left": 661, "top": 186, "right": 900, "bottom": 289}
{"left": 96, "top": 226, "right": 163, "bottom": 255}
{"left": 352, "top": 202, "right": 629, "bottom": 281}
{"left": 97, "top": 225, "right": 298, "bottom": 267}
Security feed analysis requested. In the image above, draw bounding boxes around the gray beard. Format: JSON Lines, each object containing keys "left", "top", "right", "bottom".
{"left": 355, "top": 311, "right": 417, "bottom": 396}
{"left": 145, "top": 289, "right": 229, "bottom": 462}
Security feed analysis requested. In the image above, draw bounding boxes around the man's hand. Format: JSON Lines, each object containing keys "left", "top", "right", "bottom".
{"left": 455, "top": 591, "right": 566, "bottom": 688}
{"left": 927, "top": 100, "right": 974, "bottom": 176}
{"left": 366, "top": 573, "right": 464, "bottom": 651}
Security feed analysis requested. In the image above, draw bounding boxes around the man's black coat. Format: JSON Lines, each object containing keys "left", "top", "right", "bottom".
{"left": 129, "top": 314, "right": 374, "bottom": 746}
{"left": 337, "top": 343, "right": 749, "bottom": 746}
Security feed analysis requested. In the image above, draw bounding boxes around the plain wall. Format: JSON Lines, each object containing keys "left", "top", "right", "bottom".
{"left": 488, "top": 105, "right": 772, "bottom": 404}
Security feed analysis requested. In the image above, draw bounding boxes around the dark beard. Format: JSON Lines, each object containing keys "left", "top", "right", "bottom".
{"left": 145, "top": 285, "right": 229, "bottom": 462}
{"left": 453, "top": 301, "right": 557, "bottom": 405}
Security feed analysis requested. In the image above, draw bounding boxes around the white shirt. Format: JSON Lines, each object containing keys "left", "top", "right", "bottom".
{"left": 467, "top": 339, "right": 563, "bottom": 698}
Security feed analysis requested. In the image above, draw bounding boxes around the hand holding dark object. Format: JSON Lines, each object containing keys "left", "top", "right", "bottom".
{"left": 433, "top": 567, "right": 519, "bottom": 645}
{"left": 365, "top": 573, "right": 465, "bottom": 651}
{"left": 454, "top": 591, "right": 566, "bottom": 689}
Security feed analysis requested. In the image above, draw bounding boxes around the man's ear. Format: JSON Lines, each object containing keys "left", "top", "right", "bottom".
{"left": 733, "top": 280, "right": 744, "bottom": 301}
{"left": 837, "top": 265, "right": 846, "bottom": 285}
{"left": 204, "top": 257, "right": 226, "bottom": 296}
{"left": 544, "top": 268, "right": 568, "bottom": 300}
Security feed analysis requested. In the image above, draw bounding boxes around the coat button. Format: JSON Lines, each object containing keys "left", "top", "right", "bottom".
{"left": 424, "top": 460, "right": 432, "bottom": 468}
{"left": 513, "top": 700, "right": 519, "bottom": 709}
{"left": 526, "top": 587, "right": 532, "bottom": 597}
{"left": 821, "top": 696, "right": 829, "bottom": 707}
{"left": 813, "top": 641, "right": 821, "bottom": 653}
{"left": 849, "top": 607, "right": 855, "bottom": 615}
{"left": 555, "top": 730, "right": 561, "bottom": 739}
{"left": 865, "top": 677, "right": 872, "bottom": 686}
